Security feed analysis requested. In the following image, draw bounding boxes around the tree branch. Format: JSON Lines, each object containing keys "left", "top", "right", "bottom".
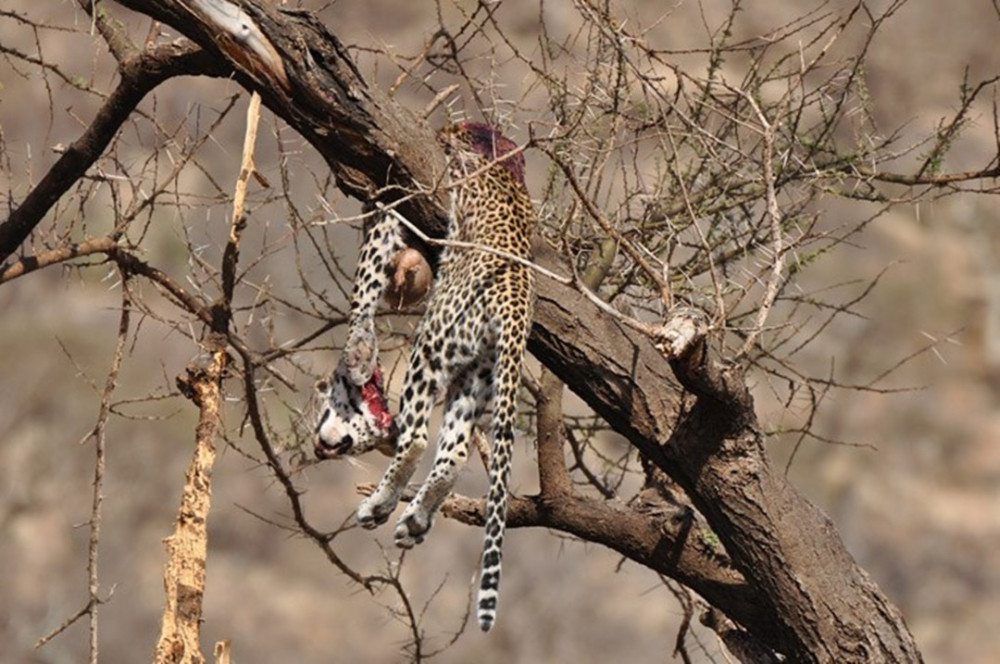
{"left": 439, "top": 489, "right": 763, "bottom": 638}
{"left": 0, "top": 43, "right": 226, "bottom": 264}
{"left": 535, "top": 368, "right": 571, "bottom": 498}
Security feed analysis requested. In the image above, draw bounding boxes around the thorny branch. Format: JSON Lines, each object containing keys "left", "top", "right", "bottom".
{"left": 734, "top": 89, "right": 786, "bottom": 359}
{"left": 83, "top": 277, "right": 132, "bottom": 664}
{"left": 0, "top": 40, "right": 226, "bottom": 264}
{"left": 33, "top": 277, "right": 131, "bottom": 661}
{"left": 153, "top": 91, "right": 261, "bottom": 664}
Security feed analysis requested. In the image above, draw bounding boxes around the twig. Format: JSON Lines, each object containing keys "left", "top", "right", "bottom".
{"left": 666, "top": 577, "right": 696, "bottom": 664}
{"left": 34, "top": 603, "right": 91, "bottom": 650}
{"left": 423, "top": 83, "right": 461, "bottom": 118}
{"left": 564, "top": 425, "right": 616, "bottom": 499}
{"left": 735, "top": 88, "right": 786, "bottom": 359}
{"left": 84, "top": 275, "right": 131, "bottom": 663}
{"left": 34, "top": 274, "right": 131, "bottom": 658}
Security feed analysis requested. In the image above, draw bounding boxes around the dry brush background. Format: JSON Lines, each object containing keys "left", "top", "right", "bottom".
{"left": 2, "top": 1, "right": 999, "bottom": 662}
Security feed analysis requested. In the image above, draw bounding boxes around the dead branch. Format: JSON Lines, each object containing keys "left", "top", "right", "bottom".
{"left": 33, "top": 272, "right": 132, "bottom": 659}
{"left": 153, "top": 359, "right": 223, "bottom": 664}
{"left": 153, "top": 90, "right": 261, "bottom": 664}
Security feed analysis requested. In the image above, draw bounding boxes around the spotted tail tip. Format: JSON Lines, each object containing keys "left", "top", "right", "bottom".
{"left": 477, "top": 590, "right": 498, "bottom": 632}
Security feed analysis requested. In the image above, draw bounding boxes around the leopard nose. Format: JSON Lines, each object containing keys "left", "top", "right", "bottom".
{"left": 315, "top": 433, "right": 354, "bottom": 459}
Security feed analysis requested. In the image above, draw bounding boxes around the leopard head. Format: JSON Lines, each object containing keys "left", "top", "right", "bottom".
{"left": 313, "top": 362, "right": 397, "bottom": 459}
{"left": 438, "top": 121, "right": 525, "bottom": 185}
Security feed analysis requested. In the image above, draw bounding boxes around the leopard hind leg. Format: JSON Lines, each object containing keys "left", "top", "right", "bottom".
{"left": 395, "top": 360, "right": 493, "bottom": 548}
{"left": 356, "top": 334, "right": 444, "bottom": 528}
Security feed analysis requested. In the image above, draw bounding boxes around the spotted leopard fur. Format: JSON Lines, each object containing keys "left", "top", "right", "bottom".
{"left": 314, "top": 122, "right": 535, "bottom": 632}
{"left": 313, "top": 209, "right": 408, "bottom": 458}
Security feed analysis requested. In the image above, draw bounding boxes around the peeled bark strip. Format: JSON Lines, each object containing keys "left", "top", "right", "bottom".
{"left": 154, "top": 359, "right": 225, "bottom": 664}
{"left": 153, "top": 87, "right": 259, "bottom": 664}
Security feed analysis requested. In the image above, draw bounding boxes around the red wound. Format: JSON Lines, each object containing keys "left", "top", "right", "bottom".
{"left": 362, "top": 367, "right": 394, "bottom": 430}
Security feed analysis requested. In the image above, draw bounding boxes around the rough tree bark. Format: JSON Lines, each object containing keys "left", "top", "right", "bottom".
{"left": 4, "top": 1, "right": 924, "bottom": 661}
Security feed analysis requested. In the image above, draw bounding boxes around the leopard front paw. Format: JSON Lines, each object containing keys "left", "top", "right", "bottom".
{"left": 344, "top": 324, "right": 378, "bottom": 386}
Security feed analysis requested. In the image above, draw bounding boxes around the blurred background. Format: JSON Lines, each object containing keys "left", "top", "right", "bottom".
{"left": 1, "top": 1, "right": 999, "bottom": 662}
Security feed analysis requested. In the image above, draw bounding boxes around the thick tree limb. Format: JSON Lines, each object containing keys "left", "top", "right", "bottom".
{"left": 441, "top": 488, "right": 769, "bottom": 646}
{"left": 529, "top": 269, "right": 923, "bottom": 662}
